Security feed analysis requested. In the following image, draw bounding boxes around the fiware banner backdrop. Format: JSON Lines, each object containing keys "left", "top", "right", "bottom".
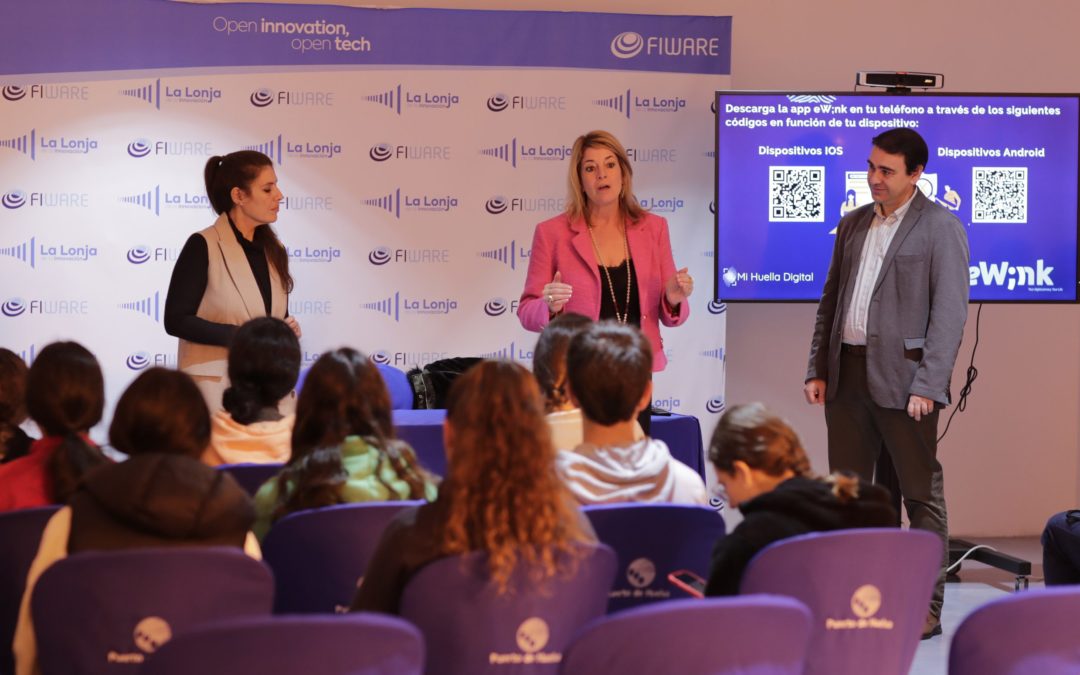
{"left": 0, "top": 0, "right": 731, "bottom": 445}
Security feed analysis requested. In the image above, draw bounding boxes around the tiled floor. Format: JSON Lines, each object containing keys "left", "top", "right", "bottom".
{"left": 909, "top": 536, "right": 1043, "bottom": 674}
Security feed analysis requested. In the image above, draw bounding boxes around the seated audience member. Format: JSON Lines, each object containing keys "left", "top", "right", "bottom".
{"left": 532, "top": 313, "right": 593, "bottom": 450}
{"left": 0, "top": 348, "right": 34, "bottom": 464}
{"left": 556, "top": 322, "right": 707, "bottom": 505}
{"left": 14, "top": 367, "right": 259, "bottom": 675}
{"left": 253, "top": 348, "right": 438, "bottom": 540}
{"left": 351, "top": 360, "right": 594, "bottom": 614}
{"left": 703, "top": 402, "right": 896, "bottom": 597}
{"left": 1042, "top": 510, "right": 1080, "bottom": 585}
{"left": 203, "top": 316, "right": 301, "bottom": 466}
{"left": 0, "top": 342, "right": 109, "bottom": 512}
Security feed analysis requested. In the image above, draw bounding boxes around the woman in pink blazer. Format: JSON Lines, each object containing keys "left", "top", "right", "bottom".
{"left": 518, "top": 130, "right": 693, "bottom": 373}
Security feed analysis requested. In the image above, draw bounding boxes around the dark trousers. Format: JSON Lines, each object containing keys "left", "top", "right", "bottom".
{"left": 826, "top": 350, "right": 949, "bottom": 618}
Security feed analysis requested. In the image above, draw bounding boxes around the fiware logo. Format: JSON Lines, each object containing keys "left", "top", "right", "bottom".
{"left": 2, "top": 189, "right": 89, "bottom": 209}
{"left": 484, "top": 92, "right": 567, "bottom": 113}
{"left": 125, "top": 352, "right": 151, "bottom": 370}
{"left": 705, "top": 395, "right": 725, "bottom": 414}
{"left": 250, "top": 87, "right": 335, "bottom": 107}
{"left": 2, "top": 86, "right": 26, "bottom": 101}
{"left": 124, "top": 352, "right": 177, "bottom": 370}
{"left": 483, "top": 297, "right": 509, "bottom": 317}
{"left": 118, "top": 291, "right": 161, "bottom": 323}
{"left": 611, "top": 32, "right": 645, "bottom": 59}
{"left": 367, "top": 142, "right": 450, "bottom": 162}
{"left": 126, "top": 138, "right": 213, "bottom": 159}
{"left": 0, "top": 129, "right": 36, "bottom": 159}
{"left": 1, "top": 298, "right": 26, "bottom": 317}
{"left": 127, "top": 246, "right": 151, "bottom": 264}
{"left": 250, "top": 88, "right": 273, "bottom": 107}
{"left": 366, "top": 246, "right": 450, "bottom": 266}
{"left": 484, "top": 194, "right": 564, "bottom": 215}
{"left": 2, "top": 190, "right": 26, "bottom": 209}
{"left": 370, "top": 350, "right": 392, "bottom": 365}
{"left": 707, "top": 299, "right": 727, "bottom": 315}
{"left": 368, "top": 247, "right": 391, "bottom": 265}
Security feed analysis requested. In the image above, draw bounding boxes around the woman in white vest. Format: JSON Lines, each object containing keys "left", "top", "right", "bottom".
{"left": 164, "top": 150, "right": 299, "bottom": 412}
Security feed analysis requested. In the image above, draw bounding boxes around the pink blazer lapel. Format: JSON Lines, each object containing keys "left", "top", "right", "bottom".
{"left": 568, "top": 217, "right": 601, "bottom": 284}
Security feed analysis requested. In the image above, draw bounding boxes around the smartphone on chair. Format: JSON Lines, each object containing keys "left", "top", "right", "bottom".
{"left": 667, "top": 569, "right": 706, "bottom": 598}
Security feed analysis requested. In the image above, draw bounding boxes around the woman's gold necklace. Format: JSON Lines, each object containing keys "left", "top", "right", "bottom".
{"left": 587, "top": 223, "right": 632, "bottom": 324}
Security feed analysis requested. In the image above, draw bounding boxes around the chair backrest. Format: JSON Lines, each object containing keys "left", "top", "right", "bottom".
{"left": 377, "top": 363, "right": 415, "bottom": 410}
{"left": 31, "top": 547, "right": 273, "bottom": 675}
{"left": 949, "top": 587, "right": 1080, "bottom": 675}
{"left": 739, "top": 528, "right": 940, "bottom": 675}
{"left": 216, "top": 463, "right": 284, "bottom": 496}
{"left": 140, "top": 613, "right": 424, "bottom": 675}
{"left": 262, "top": 501, "right": 421, "bottom": 613}
{"left": 582, "top": 503, "right": 725, "bottom": 612}
{"left": 400, "top": 542, "right": 617, "bottom": 675}
{"left": 0, "top": 505, "right": 60, "bottom": 675}
{"left": 559, "top": 596, "right": 811, "bottom": 675}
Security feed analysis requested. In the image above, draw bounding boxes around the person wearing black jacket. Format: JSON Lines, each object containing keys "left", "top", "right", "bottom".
{"left": 703, "top": 403, "right": 896, "bottom": 598}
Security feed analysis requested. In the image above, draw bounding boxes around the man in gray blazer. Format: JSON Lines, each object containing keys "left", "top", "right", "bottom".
{"left": 804, "top": 128, "right": 969, "bottom": 639}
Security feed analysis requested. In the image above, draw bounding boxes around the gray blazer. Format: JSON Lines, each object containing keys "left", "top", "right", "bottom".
{"left": 806, "top": 190, "right": 969, "bottom": 409}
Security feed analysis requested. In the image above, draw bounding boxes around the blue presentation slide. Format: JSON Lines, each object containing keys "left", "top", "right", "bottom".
{"left": 715, "top": 92, "right": 1080, "bottom": 302}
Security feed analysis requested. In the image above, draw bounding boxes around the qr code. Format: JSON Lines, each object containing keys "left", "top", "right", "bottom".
{"left": 972, "top": 167, "right": 1028, "bottom": 223}
{"left": 769, "top": 166, "right": 825, "bottom": 222}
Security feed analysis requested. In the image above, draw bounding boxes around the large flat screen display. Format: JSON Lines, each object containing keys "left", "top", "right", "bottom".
{"left": 714, "top": 91, "right": 1080, "bottom": 302}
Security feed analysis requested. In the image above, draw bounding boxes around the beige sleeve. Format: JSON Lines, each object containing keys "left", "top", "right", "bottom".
{"left": 243, "top": 531, "right": 263, "bottom": 561}
{"left": 14, "top": 507, "right": 72, "bottom": 675}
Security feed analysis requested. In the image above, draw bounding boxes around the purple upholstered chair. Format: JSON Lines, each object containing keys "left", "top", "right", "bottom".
{"left": 400, "top": 543, "right": 617, "bottom": 675}
{"left": 31, "top": 547, "right": 273, "bottom": 675}
{"left": 262, "top": 501, "right": 421, "bottom": 613}
{"left": 296, "top": 363, "right": 414, "bottom": 410}
{"left": 739, "top": 528, "right": 939, "bottom": 675}
{"left": 217, "top": 462, "right": 283, "bottom": 497}
{"left": 949, "top": 587, "right": 1080, "bottom": 675}
{"left": 582, "top": 503, "right": 725, "bottom": 612}
{"left": 559, "top": 596, "right": 811, "bottom": 675}
{"left": 0, "top": 505, "right": 59, "bottom": 675}
{"left": 140, "top": 614, "right": 424, "bottom": 675}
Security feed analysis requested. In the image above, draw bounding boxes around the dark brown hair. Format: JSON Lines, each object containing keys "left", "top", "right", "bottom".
{"left": 872, "top": 128, "right": 928, "bottom": 174}
{"left": 566, "top": 321, "right": 652, "bottom": 425}
{"left": 25, "top": 341, "right": 108, "bottom": 502}
{"left": 204, "top": 150, "right": 293, "bottom": 293}
{"left": 0, "top": 348, "right": 28, "bottom": 449}
{"left": 223, "top": 317, "right": 301, "bottom": 425}
{"left": 109, "top": 368, "right": 210, "bottom": 459}
{"left": 274, "top": 349, "right": 431, "bottom": 522}
{"left": 532, "top": 313, "right": 593, "bottom": 413}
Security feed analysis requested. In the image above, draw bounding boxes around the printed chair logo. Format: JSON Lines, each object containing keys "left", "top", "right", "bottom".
{"left": 127, "top": 139, "right": 151, "bottom": 158}
{"left": 478, "top": 239, "right": 530, "bottom": 271}
{"left": 2, "top": 84, "right": 90, "bottom": 103}
{"left": 626, "top": 557, "right": 656, "bottom": 588}
{"left": 2, "top": 298, "right": 26, "bottom": 317}
{"left": 2, "top": 86, "right": 26, "bottom": 101}
{"left": 705, "top": 396, "right": 725, "bottom": 414}
{"left": 516, "top": 618, "right": 550, "bottom": 654}
{"left": 594, "top": 89, "right": 687, "bottom": 118}
{"left": 3, "top": 190, "right": 25, "bottom": 209}
{"left": 118, "top": 291, "right": 161, "bottom": 323}
{"left": 611, "top": 32, "right": 645, "bottom": 58}
{"left": 826, "top": 584, "right": 894, "bottom": 631}
{"left": 490, "top": 617, "right": 560, "bottom": 665}
{"left": 0, "top": 129, "right": 35, "bottom": 159}
{"left": 484, "top": 298, "right": 509, "bottom": 317}
{"left": 108, "top": 616, "right": 171, "bottom": 664}
{"left": 250, "top": 87, "right": 335, "bottom": 108}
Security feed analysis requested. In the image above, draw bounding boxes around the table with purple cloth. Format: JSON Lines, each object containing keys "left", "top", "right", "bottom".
{"left": 392, "top": 409, "right": 706, "bottom": 480}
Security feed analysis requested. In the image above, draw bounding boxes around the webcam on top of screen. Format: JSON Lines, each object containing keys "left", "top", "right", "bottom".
{"left": 856, "top": 71, "right": 945, "bottom": 90}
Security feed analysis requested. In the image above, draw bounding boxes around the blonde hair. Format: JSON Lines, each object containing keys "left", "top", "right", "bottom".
{"left": 438, "top": 360, "right": 589, "bottom": 592}
{"left": 565, "top": 130, "right": 646, "bottom": 224}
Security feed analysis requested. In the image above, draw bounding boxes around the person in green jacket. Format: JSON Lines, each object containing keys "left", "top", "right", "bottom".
{"left": 253, "top": 348, "right": 437, "bottom": 540}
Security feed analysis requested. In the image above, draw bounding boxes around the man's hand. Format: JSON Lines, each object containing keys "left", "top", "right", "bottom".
{"left": 804, "top": 379, "right": 827, "bottom": 405}
{"left": 907, "top": 394, "right": 935, "bottom": 421}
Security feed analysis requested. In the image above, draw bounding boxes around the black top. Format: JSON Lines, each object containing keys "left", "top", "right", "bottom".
{"left": 163, "top": 218, "right": 274, "bottom": 347}
{"left": 597, "top": 258, "right": 641, "bottom": 327}
{"left": 0, "top": 427, "right": 34, "bottom": 464}
{"left": 704, "top": 476, "right": 897, "bottom": 597}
